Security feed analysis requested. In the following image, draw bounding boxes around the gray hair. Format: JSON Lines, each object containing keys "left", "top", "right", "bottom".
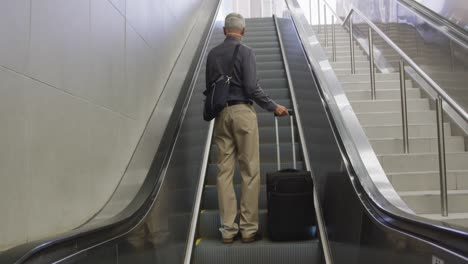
{"left": 225, "top": 12, "right": 245, "bottom": 31}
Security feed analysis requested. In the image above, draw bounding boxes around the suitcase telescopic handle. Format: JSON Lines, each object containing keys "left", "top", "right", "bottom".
{"left": 274, "top": 109, "right": 296, "bottom": 171}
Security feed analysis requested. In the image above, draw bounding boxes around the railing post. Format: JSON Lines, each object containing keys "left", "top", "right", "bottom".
{"left": 309, "top": 0, "right": 312, "bottom": 25}
{"left": 317, "top": 0, "right": 321, "bottom": 33}
{"left": 324, "top": 5, "right": 328, "bottom": 47}
{"left": 399, "top": 60, "right": 409, "bottom": 153}
{"left": 332, "top": 15, "right": 336, "bottom": 62}
{"left": 275, "top": 116, "right": 281, "bottom": 171}
{"left": 436, "top": 97, "right": 448, "bottom": 217}
{"left": 349, "top": 15, "right": 355, "bottom": 74}
{"left": 368, "top": 28, "right": 376, "bottom": 100}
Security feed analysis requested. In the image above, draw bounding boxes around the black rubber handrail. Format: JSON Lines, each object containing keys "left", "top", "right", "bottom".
{"left": 398, "top": 0, "right": 468, "bottom": 42}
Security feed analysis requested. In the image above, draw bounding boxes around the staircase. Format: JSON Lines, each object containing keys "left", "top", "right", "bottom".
{"left": 192, "top": 17, "right": 321, "bottom": 264}
{"left": 314, "top": 24, "right": 468, "bottom": 228}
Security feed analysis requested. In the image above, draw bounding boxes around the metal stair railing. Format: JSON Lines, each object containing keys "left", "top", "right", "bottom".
{"left": 314, "top": 0, "right": 468, "bottom": 217}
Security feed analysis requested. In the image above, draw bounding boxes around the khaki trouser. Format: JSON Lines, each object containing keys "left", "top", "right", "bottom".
{"left": 214, "top": 103, "right": 260, "bottom": 239}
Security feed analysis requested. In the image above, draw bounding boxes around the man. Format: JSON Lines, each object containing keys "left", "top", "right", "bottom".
{"left": 205, "top": 12, "right": 288, "bottom": 244}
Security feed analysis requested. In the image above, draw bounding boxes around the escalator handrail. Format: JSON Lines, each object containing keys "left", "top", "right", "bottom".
{"left": 287, "top": 0, "right": 468, "bottom": 259}
{"left": 285, "top": 0, "right": 468, "bottom": 250}
{"left": 273, "top": 15, "right": 333, "bottom": 264}
{"left": 340, "top": 7, "right": 468, "bottom": 124}
{"left": 182, "top": 1, "right": 223, "bottom": 263}
{"left": 0, "top": 1, "right": 221, "bottom": 263}
{"left": 325, "top": 0, "right": 468, "bottom": 50}
{"left": 398, "top": 0, "right": 468, "bottom": 44}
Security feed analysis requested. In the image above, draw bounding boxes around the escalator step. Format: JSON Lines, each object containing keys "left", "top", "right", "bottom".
{"left": 247, "top": 26, "right": 279, "bottom": 32}
{"left": 193, "top": 239, "right": 320, "bottom": 264}
{"left": 258, "top": 70, "right": 286, "bottom": 79}
{"left": 265, "top": 88, "right": 290, "bottom": 99}
{"left": 191, "top": 16, "right": 323, "bottom": 264}
{"left": 243, "top": 36, "right": 278, "bottom": 44}
{"left": 260, "top": 78, "right": 288, "bottom": 88}
{"left": 245, "top": 31, "right": 278, "bottom": 37}
{"left": 198, "top": 209, "right": 268, "bottom": 239}
{"left": 256, "top": 61, "right": 284, "bottom": 71}
{"left": 256, "top": 54, "right": 283, "bottom": 62}
{"left": 254, "top": 48, "right": 282, "bottom": 55}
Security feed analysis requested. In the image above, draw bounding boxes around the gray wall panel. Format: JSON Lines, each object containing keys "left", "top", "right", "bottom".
{"left": 0, "top": 0, "right": 207, "bottom": 251}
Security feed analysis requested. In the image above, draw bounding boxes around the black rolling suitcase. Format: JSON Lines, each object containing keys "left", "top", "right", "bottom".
{"left": 266, "top": 111, "right": 316, "bottom": 241}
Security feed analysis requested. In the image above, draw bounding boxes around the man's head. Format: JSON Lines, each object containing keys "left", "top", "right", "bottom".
{"left": 224, "top": 12, "right": 245, "bottom": 39}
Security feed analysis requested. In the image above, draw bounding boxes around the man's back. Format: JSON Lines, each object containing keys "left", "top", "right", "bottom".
{"left": 206, "top": 36, "right": 277, "bottom": 112}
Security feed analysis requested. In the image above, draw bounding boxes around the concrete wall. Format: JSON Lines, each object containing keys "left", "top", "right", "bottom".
{"left": 0, "top": 0, "right": 205, "bottom": 250}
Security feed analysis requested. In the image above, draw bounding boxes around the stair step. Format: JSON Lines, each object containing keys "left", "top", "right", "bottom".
{"left": 399, "top": 190, "right": 468, "bottom": 214}
{"left": 333, "top": 68, "right": 373, "bottom": 75}
{"left": 325, "top": 49, "right": 366, "bottom": 57}
{"left": 369, "top": 136, "right": 465, "bottom": 154}
{"left": 350, "top": 99, "right": 430, "bottom": 112}
{"left": 356, "top": 111, "right": 436, "bottom": 125}
{"left": 346, "top": 88, "right": 421, "bottom": 100}
{"left": 337, "top": 73, "right": 400, "bottom": 82}
{"left": 331, "top": 61, "right": 370, "bottom": 69}
{"left": 419, "top": 213, "right": 468, "bottom": 228}
{"left": 341, "top": 80, "right": 413, "bottom": 90}
{"left": 330, "top": 55, "right": 372, "bottom": 62}
{"left": 379, "top": 152, "right": 468, "bottom": 173}
{"left": 388, "top": 170, "right": 468, "bottom": 191}
{"left": 362, "top": 122, "right": 451, "bottom": 138}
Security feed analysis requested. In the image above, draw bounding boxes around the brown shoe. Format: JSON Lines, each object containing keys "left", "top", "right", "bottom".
{"left": 241, "top": 233, "right": 262, "bottom": 243}
{"left": 222, "top": 234, "right": 238, "bottom": 244}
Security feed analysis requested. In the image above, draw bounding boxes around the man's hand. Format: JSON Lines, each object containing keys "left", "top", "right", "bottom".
{"left": 274, "top": 105, "right": 288, "bottom": 116}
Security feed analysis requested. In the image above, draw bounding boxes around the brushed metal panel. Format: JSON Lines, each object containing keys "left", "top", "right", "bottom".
{"left": 0, "top": 0, "right": 30, "bottom": 73}
{"left": 89, "top": 0, "right": 126, "bottom": 114}
{"left": 28, "top": 0, "right": 91, "bottom": 97}
{"left": 0, "top": 68, "right": 28, "bottom": 249}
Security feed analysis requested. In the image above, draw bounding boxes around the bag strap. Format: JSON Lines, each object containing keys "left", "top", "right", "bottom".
{"left": 228, "top": 44, "right": 240, "bottom": 77}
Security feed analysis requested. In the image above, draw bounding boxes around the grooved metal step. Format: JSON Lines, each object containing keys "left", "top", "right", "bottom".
{"left": 193, "top": 239, "right": 320, "bottom": 264}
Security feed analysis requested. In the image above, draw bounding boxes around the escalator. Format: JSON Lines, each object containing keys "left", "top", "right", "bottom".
{"left": 1, "top": 1, "right": 468, "bottom": 263}
{"left": 192, "top": 17, "right": 321, "bottom": 264}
